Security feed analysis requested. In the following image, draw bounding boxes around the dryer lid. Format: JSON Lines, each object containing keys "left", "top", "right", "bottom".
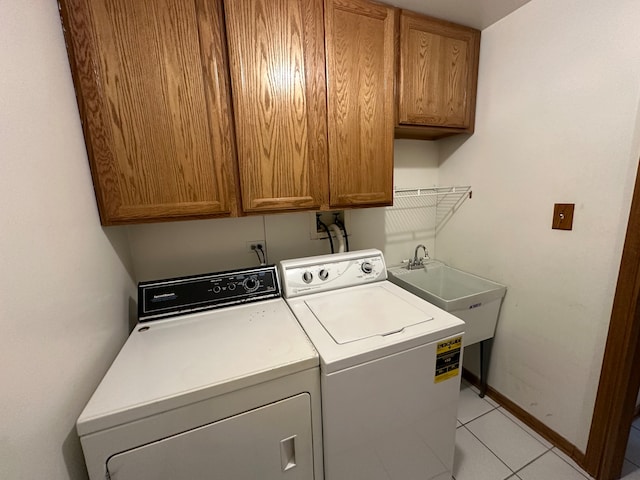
{"left": 304, "top": 285, "right": 432, "bottom": 344}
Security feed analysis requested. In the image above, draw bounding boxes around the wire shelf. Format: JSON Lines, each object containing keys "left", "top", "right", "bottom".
{"left": 390, "top": 185, "right": 472, "bottom": 233}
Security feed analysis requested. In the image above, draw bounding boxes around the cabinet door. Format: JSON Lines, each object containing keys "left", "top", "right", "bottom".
{"left": 398, "top": 11, "right": 480, "bottom": 131}
{"left": 60, "top": 0, "right": 238, "bottom": 225}
{"left": 105, "top": 393, "right": 314, "bottom": 479}
{"left": 225, "top": 0, "right": 329, "bottom": 213}
{"left": 325, "top": 0, "right": 396, "bottom": 208}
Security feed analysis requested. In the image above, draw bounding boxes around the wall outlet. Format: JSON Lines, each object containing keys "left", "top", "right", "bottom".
{"left": 246, "top": 240, "right": 267, "bottom": 265}
{"left": 246, "top": 240, "right": 266, "bottom": 253}
{"left": 309, "top": 210, "right": 350, "bottom": 240}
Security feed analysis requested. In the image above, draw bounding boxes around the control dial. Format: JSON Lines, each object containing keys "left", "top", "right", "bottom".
{"left": 302, "top": 271, "right": 313, "bottom": 284}
{"left": 242, "top": 276, "right": 260, "bottom": 293}
{"left": 361, "top": 261, "right": 373, "bottom": 274}
{"left": 319, "top": 269, "right": 329, "bottom": 281}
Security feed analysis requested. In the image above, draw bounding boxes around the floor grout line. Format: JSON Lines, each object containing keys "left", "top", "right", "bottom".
{"left": 493, "top": 406, "right": 553, "bottom": 449}
{"left": 625, "top": 457, "right": 640, "bottom": 468}
{"left": 457, "top": 404, "right": 500, "bottom": 426}
{"left": 457, "top": 401, "right": 593, "bottom": 479}
{"left": 460, "top": 424, "right": 517, "bottom": 477}
{"left": 510, "top": 446, "right": 554, "bottom": 476}
{"left": 548, "top": 448, "right": 592, "bottom": 479}
{"left": 456, "top": 385, "right": 603, "bottom": 479}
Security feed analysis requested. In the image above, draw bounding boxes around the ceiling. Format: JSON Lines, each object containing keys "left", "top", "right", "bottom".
{"left": 385, "top": 0, "right": 531, "bottom": 30}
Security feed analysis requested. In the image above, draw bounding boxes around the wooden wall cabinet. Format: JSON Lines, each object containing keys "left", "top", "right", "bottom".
{"left": 60, "top": 0, "right": 239, "bottom": 225}
{"left": 228, "top": 0, "right": 395, "bottom": 212}
{"left": 224, "top": 0, "right": 329, "bottom": 213}
{"left": 61, "top": 0, "right": 399, "bottom": 223}
{"left": 324, "top": 0, "right": 396, "bottom": 208}
{"left": 396, "top": 10, "right": 481, "bottom": 140}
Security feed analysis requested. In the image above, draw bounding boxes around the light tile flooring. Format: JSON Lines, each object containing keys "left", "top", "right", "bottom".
{"left": 455, "top": 381, "right": 640, "bottom": 480}
{"left": 623, "top": 417, "right": 640, "bottom": 479}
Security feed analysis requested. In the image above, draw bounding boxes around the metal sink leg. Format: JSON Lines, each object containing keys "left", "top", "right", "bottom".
{"left": 479, "top": 338, "right": 493, "bottom": 398}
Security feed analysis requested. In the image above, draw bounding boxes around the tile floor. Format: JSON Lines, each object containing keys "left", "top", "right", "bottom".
{"left": 455, "top": 381, "right": 640, "bottom": 480}
{"left": 623, "top": 417, "right": 640, "bottom": 479}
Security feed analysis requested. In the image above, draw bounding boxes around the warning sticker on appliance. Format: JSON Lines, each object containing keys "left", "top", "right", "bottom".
{"left": 435, "top": 336, "right": 462, "bottom": 383}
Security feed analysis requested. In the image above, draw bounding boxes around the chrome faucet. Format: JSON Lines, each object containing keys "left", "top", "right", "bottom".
{"left": 408, "top": 244, "right": 429, "bottom": 270}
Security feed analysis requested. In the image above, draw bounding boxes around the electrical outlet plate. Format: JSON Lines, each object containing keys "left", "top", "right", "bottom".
{"left": 309, "top": 210, "right": 350, "bottom": 240}
{"left": 552, "top": 203, "right": 574, "bottom": 230}
{"left": 246, "top": 240, "right": 266, "bottom": 253}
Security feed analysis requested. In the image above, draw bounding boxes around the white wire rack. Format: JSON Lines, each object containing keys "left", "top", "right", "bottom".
{"left": 389, "top": 186, "right": 472, "bottom": 233}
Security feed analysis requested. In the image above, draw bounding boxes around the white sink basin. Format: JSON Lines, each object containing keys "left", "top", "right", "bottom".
{"left": 387, "top": 264, "right": 506, "bottom": 311}
{"left": 387, "top": 264, "right": 506, "bottom": 345}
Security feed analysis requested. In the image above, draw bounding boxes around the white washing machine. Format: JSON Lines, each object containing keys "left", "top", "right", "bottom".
{"left": 280, "top": 250, "right": 465, "bottom": 480}
{"left": 77, "top": 265, "right": 323, "bottom": 480}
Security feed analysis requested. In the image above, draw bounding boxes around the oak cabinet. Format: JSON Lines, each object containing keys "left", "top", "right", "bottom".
{"left": 225, "top": 0, "right": 328, "bottom": 212}
{"left": 60, "top": 0, "right": 239, "bottom": 225}
{"left": 61, "top": 0, "right": 399, "bottom": 223}
{"left": 224, "top": 0, "right": 329, "bottom": 213}
{"left": 227, "top": 0, "right": 394, "bottom": 212}
{"left": 396, "top": 10, "right": 481, "bottom": 140}
{"left": 324, "top": 0, "right": 396, "bottom": 208}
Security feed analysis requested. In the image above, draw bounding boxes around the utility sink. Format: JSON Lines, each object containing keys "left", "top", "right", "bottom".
{"left": 387, "top": 263, "right": 506, "bottom": 346}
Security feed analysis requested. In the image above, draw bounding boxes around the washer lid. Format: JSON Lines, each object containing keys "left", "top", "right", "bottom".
{"left": 305, "top": 285, "right": 432, "bottom": 344}
{"left": 285, "top": 281, "right": 465, "bottom": 373}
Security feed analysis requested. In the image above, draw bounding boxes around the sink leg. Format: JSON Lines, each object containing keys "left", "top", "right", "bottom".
{"left": 479, "top": 338, "right": 493, "bottom": 398}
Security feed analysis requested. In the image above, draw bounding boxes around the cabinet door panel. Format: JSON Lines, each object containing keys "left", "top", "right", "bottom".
{"left": 325, "top": 0, "right": 395, "bottom": 208}
{"left": 225, "top": 0, "right": 329, "bottom": 213}
{"left": 398, "top": 11, "right": 480, "bottom": 129}
{"left": 60, "top": 0, "right": 238, "bottom": 224}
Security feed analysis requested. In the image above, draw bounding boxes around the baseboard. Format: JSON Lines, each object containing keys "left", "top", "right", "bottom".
{"left": 461, "top": 368, "right": 587, "bottom": 468}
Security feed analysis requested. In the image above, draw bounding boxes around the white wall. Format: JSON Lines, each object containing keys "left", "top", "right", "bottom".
{"left": 436, "top": 0, "right": 640, "bottom": 451}
{"left": 0, "top": 2, "right": 136, "bottom": 479}
{"left": 351, "top": 139, "right": 441, "bottom": 266}
{"left": 128, "top": 139, "right": 440, "bottom": 279}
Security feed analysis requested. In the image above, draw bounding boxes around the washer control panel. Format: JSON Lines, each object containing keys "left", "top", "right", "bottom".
{"left": 280, "top": 249, "right": 387, "bottom": 298}
{"left": 138, "top": 265, "right": 279, "bottom": 321}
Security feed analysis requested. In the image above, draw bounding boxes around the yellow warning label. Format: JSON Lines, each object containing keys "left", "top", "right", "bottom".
{"left": 435, "top": 336, "right": 462, "bottom": 383}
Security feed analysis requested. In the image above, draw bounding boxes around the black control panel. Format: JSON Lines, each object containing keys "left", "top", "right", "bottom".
{"left": 138, "top": 265, "right": 280, "bottom": 321}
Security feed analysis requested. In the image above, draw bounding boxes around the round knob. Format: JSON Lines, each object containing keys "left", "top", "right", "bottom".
{"left": 243, "top": 276, "right": 259, "bottom": 292}
{"left": 228, "top": 283, "right": 236, "bottom": 291}
{"left": 213, "top": 286, "right": 221, "bottom": 294}
{"left": 319, "top": 269, "right": 329, "bottom": 281}
{"left": 361, "top": 262, "right": 373, "bottom": 274}
{"left": 302, "top": 271, "right": 313, "bottom": 284}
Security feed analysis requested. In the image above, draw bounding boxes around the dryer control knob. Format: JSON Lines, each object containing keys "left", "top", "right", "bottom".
{"left": 302, "top": 271, "right": 313, "bottom": 284}
{"left": 243, "top": 276, "right": 259, "bottom": 292}
{"left": 361, "top": 261, "right": 373, "bottom": 274}
{"left": 319, "top": 269, "right": 329, "bottom": 281}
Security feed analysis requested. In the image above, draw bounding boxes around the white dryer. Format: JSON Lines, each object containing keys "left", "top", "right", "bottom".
{"left": 280, "top": 250, "right": 465, "bottom": 480}
{"left": 77, "top": 265, "right": 323, "bottom": 480}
